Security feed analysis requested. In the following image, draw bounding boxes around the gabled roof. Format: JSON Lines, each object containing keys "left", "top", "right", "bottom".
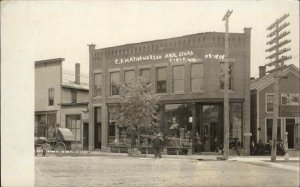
{"left": 250, "top": 64, "right": 299, "bottom": 91}
{"left": 62, "top": 69, "right": 89, "bottom": 90}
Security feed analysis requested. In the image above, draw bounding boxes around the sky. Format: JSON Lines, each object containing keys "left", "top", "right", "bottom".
{"left": 2, "top": 0, "right": 299, "bottom": 78}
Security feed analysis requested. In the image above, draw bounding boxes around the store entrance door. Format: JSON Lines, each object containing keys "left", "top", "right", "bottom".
{"left": 196, "top": 104, "right": 223, "bottom": 152}
{"left": 286, "top": 119, "right": 295, "bottom": 149}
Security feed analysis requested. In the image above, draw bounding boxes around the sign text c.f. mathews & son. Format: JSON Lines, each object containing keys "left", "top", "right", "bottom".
{"left": 114, "top": 50, "right": 225, "bottom": 65}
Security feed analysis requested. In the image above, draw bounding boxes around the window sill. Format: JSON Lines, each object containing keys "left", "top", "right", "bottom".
{"left": 171, "top": 92, "right": 186, "bottom": 95}
{"left": 189, "top": 90, "right": 205, "bottom": 94}
{"left": 108, "top": 95, "right": 120, "bottom": 99}
{"left": 93, "top": 96, "right": 102, "bottom": 99}
{"left": 155, "top": 93, "right": 168, "bottom": 96}
{"left": 219, "top": 90, "right": 235, "bottom": 94}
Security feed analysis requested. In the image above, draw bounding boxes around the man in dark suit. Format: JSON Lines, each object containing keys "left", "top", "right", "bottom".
{"left": 153, "top": 133, "right": 164, "bottom": 159}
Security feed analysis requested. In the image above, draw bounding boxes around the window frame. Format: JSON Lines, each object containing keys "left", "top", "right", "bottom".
{"left": 190, "top": 63, "right": 203, "bottom": 92}
{"left": 265, "top": 93, "right": 274, "bottom": 113}
{"left": 94, "top": 73, "right": 102, "bottom": 97}
{"left": 71, "top": 89, "right": 77, "bottom": 103}
{"left": 156, "top": 67, "right": 167, "bottom": 94}
{"left": 173, "top": 65, "right": 185, "bottom": 93}
{"left": 48, "top": 88, "right": 54, "bottom": 106}
{"left": 65, "top": 114, "right": 81, "bottom": 142}
{"left": 110, "top": 71, "right": 120, "bottom": 96}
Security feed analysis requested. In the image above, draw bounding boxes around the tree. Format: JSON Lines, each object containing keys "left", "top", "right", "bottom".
{"left": 118, "top": 78, "right": 159, "bottom": 152}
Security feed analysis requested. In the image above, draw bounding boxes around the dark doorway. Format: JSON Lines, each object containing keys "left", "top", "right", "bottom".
{"left": 94, "top": 107, "right": 101, "bottom": 149}
{"left": 83, "top": 123, "right": 89, "bottom": 150}
{"left": 196, "top": 104, "right": 223, "bottom": 152}
{"left": 286, "top": 119, "right": 295, "bottom": 149}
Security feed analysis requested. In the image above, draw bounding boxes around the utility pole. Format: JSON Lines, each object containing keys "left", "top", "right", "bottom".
{"left": 265, "top": 13, "right": 291, "bottom": 162}
{"left": 222, "top": 9, "right": 233, "bottom": 160}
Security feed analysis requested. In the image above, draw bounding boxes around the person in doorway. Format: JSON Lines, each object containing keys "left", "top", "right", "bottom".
{"left": 153, "top": 133, "right": 164, "bottom": 159}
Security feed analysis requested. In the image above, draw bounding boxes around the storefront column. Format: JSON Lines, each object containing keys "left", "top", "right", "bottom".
{"left": 190, "top": 103, "right": 196, "bottom": 155}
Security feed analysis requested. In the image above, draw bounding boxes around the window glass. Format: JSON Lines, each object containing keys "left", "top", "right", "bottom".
{"left": 173, "top": 65, "right": 184, "bottom": 92}
{"left": 266, "top": 95, "right": 274, "bottom": 112}
{"left": 191, "top": 63, "right": 203, "bottom": 91}
{"left": 164, "top": 104, "right": 192, "bottom": 148}
{"left": 71, "top": 90, "right": 77, "bottom": 103}
{"left": 156, "top": 67, "right": 167, "bottom": 93}
{"left": 230, "top": 103, "right": 243, "bottom": 147}
{"left": 94, "top": 73, "right": 102, "bottom": 96}
{"left": 124, "top": 70, "right": 134, "bottom": 85}
{"left": 266, "top": 119, "right": 281, "bottom": 143}
{"left": 48, "top": 88, "right": 54, "bottom": 105}
{"left": 66, "top": 115, "right": 81, "bottom": 142}
{"left": 110, "top": 72, "right": 120, "bottom": 96}
{"left": 140, "top": 69, "right": 150, "bottom": 84}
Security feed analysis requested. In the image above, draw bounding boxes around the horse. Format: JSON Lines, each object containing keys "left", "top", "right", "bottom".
{"left": 34, "top": 136, "right": 48, "bottom": 156}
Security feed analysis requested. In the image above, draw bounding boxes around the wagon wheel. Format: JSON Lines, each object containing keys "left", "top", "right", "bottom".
{"left": 71, "top": 142, "right": 81, "bottom": 156}
{"left": 55, "top": 142, "right": 66, "bottom": 157}
{"left": 42, "top": 143, "right": 51, "bottom": 157}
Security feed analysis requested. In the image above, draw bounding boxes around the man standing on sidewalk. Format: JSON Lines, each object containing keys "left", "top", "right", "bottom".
{"left": 153, "top": 133, "right": 163, "bottom": 159}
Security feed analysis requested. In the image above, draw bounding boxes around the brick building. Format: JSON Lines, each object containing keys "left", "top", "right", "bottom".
{"left": 88, "top": 28, "right": 252, "bottom": 154}
{"left": 250, "top": 64, "right": 300, "bottom": 150}
{"left": 35, "top": 58, "right": 89, "bottom": 149}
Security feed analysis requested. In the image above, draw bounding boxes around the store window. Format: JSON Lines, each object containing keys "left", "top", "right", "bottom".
{"left": 48, "top": 88, "right": 54, "bottom": 106}
{"left": 108, "top": 106, "right": 125, "bottom": 144}
{"left": 266, "top": 94, "right": 274, "bottom": 112}
{"left": 124, "top": 70, "right": 135, "bottom": 86}
{"left": 94, "top": 73, "right": 102, "bottom": 97}
{"left": 220, "top": 62, "right": 233, "bottom": 90}
{"left": 191, "top": 63, "right": 203, "bottom": 91}
{"left": 140, "top": 68, "right": 151, "bottom": 84}
{"left": 156, "top": 67, "right": 167, "bottom": 93}
{"left": 173, "top": 65, "right": 184, "bottom": 93}
{"left": 110, "top": 71, "right": 120, "bottom": 96}
{"left": 266, "top": 119, "right": 281, "bottom": 143}
{"left": 71, "top": 89, "right": 77, "bottom": 103}
{"left": 66, "top": 115, "right": 81, "bottom": 142}
{"left": 229, "top": 103, "right": 243, "bottom": 147}
{"left": 164, "top": 104, "right": 192, "bottom": 147}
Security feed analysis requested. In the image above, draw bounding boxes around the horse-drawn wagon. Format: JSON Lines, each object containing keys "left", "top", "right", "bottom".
{"left": 34, "top": 127, "right": 81, "bottom": 157}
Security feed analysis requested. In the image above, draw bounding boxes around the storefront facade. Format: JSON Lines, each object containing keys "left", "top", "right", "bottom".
{"left": 88, "top": 28, "right": 251, "bottom": 154}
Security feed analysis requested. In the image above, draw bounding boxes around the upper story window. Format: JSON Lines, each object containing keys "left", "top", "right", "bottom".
{"left": 191, "top": 63, "right": 203, "bottom": 91}
{"left": 94, "top": 73, "right": 102, "bottom": 97}
{"left": 110, "top": 71, "right": 120, "bottom": 96}
{"left": 48, "top": 88, "right": 54, "bottom": 106}
{"left": 124, "top": 70, "right": 134, "bottom": 86}
{"left": 220, "top": 62, "right": 233, "bottom": 90}
{"left": 173, "top": 65, "right": 184, "bottom": 93}
{"left": 71, "top": 89, "right": 77, "bottom": 103}
{"left": 156, "top": 67, "right": 167, "bottom": 93}
{"left": 266, "top": 94, "right": 274, "bottom": 112}
{"left": 140, "top": 68, "right": 150, "bottom": 84}
{"left": 281, "top": 93, "right": 299, "bottom": 105}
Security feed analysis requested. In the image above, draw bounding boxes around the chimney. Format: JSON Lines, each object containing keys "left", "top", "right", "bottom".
{"left": 75, "top": 63, "right": 80, "bottom": 84}
{"left": 259, "top": 66, "right": 266, "bottom": 78}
